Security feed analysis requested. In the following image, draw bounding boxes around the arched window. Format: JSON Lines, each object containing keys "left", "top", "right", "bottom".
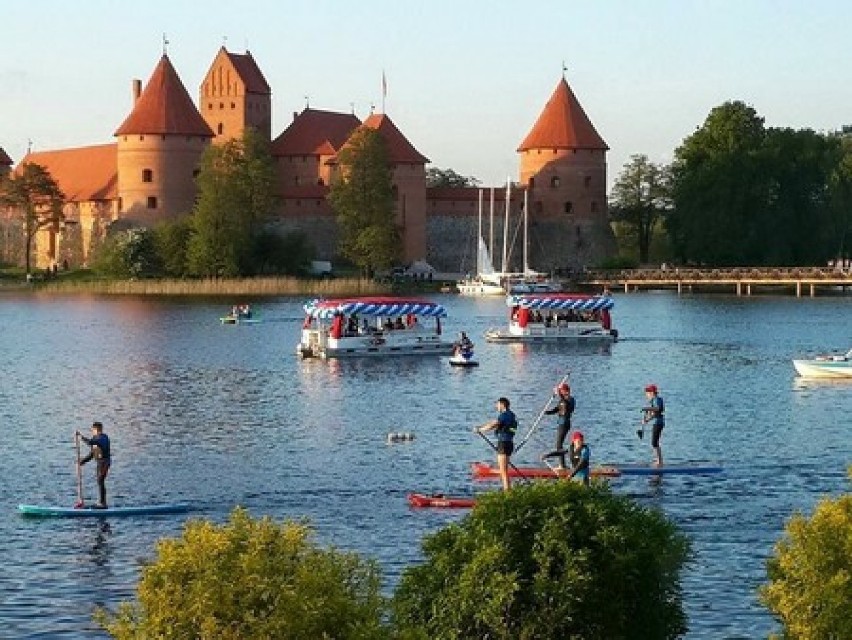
{"left": 564, "top": 201, "right": 573, "bottom": 214}
{"left": 142, "top": 169, "right": 153, "bottom": 183}
{"left": 550, "top": 175, "right": 560, "bottom": 188}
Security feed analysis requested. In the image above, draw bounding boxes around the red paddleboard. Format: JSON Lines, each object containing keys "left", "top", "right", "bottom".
{"left": 470, "top": 461, "right": 621, "bottom": 479}
{"left": 407, "top": 493, "right": 476, "bottom": 508}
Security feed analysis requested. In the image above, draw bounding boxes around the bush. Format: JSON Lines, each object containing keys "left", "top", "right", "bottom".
{"left": 759, "top": 470, "right": 852, "bottom": 640}
{"left": 391, "top": 482, "right": 691, "bottom": 640}
{"left": 96, "top": 508, "right": 387, "bottom": 640}
{"left": 91, "top": 228, "right": 161, "bottom": 278}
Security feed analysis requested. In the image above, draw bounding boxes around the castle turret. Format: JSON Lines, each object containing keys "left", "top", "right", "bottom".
{"left": 200, "top": 47, "right": 272, "bottom": 143}
{"left": 0, "top": 147, "right": 12, "bottom": 178}
{"left": 518, "top": 77, "right": 613, "bottom": 269}
{"left": 114, "top": 55, "right": 213, "bottom": 224}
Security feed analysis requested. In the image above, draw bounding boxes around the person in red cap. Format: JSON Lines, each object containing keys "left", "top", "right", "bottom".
{"left": 567, "top": 431, "right": 590, "bottom": 486}
{"left": 642, "top": 384, "right": 665, "bottom": 466}
{"left": 543, "top": 382, "right": 575, "bottom": 469}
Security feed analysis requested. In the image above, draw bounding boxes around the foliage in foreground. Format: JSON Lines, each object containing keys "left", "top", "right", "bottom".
{"left": 392, "top": 481, "right": 692, "bottom": 640}
{"left": 96, "top": 507, "right": 386, "bottom": 640}
{"left": 759, "top": 469, "right": 852, "bottom": 640}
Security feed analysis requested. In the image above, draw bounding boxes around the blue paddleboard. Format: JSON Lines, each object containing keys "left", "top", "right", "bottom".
{"left": 18, "top": 503, "right": 191, "bottom": 518}
{"left": 612, "top": 463, "right": 723, "bottom": 476}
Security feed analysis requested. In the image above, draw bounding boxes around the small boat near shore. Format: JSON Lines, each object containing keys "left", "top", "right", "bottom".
{"left": 484, "top": 293, "right": 617, "bottom": 344}
{"left": 18, "top": 503, "right": 191, "bottom": 518}
{"left": 407, "top": 493, "right": 477, "bottom": 508}
{"left": 792, "top": 349, "right": 852, "bottom": 378}
{"left": 297, "top": 297, "right": 454, "bottom": 359}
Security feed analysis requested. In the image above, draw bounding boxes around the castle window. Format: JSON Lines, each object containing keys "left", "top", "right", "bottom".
{"left": 147, "top": 197, "right": 157, "bottom": 209}
{"left": 193, "top": 169, "right": 200, "bottom": 179}
{"left": 231, "top": 102, "right": 236, "bottom": 109}
{"left": 591, "top": 201, "right": 599, "bottom": 213}
{"left": 208, "top": 103, "right": 212, "bottom": 110}
{"left": 142, "top": 169, "right": 153, "bottom": 183}
{"left": 219, "top": 102, "right": 224, "bottom": 109}
{"left": 392, "top": 185, "right": 399, "bottom": 199}
{"left": 317, "top": 177, "right": 325, "bottom": 186}
{"left": 528, "top": 177, "right": 535, "bottom": 188}
{"left": 552, "top": 149, "right": 558, "bottom": 154}
{"left": 564, "top": 201, "right": 573, "bottom": 214}
{"left": 139, "top": 136, "right": 144, "bottom": 141}
{"left": 584, "top": 176, "right": 592, "bottom": 188}
{"left": 550, "top": 176, "right": 560, "bottom": 188}
{"left": 217, "top": 123, "right": 224, "bottom": 135}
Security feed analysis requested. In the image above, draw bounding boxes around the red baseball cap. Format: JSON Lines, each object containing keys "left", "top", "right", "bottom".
{"left": 644, "top": 384, "right": 658, "bottom": 393}
{"left": 571, "top": 431, "right": 584, "bottom": 441}
{"left": 555, "top": 382, "right": 570, "bottom": 394}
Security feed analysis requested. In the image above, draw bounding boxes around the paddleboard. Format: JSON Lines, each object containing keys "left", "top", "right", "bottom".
{"left": 471, "top": 461, "right": 621, "bottom": 479}
{"left": 407, "top": 493, "right": 476, "bottom": 508}
{"left": 18, "top": 503, "right": 191, "bottom": 518}
{"left": 220, "top": 316, "right": 261, "bottom": 325}
{"left": 611, "top": 463, "right": 723, "bottom": 476}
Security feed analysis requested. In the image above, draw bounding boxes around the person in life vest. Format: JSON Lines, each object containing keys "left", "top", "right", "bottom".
{"left": 77, "top": 421, "right": 111, "bottom": 508}
{"left": 642, "top": 384, "right": 665, "bottom": 466}
{"left": 474, "top": 397, "right": 517, "bottom": 491}
{"left": 454, "top": 331, "right": 474, "bottom": 356}
{"left": 543, "top": 382, "right": 575, "bottom": 470}
{"left": 568, "top": 431, "right": 590, "bottom": 486}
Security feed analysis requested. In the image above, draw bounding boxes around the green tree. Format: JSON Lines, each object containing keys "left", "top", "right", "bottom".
{"left": 91, "top": 228, "right": 161, "bottom": 278}
{"left": 187, "top": 129, "right": 275, "bottom": 277}
{"left": 610, "top": 154, "right": 671, "bottom": 263}
{"left": 426, "top": 167, "right": 480, "bottom": 188}
{"left": 251, "top": 228, "right": 315, "bottom": 275}
{"left": 828, "top": 135, "right": 852, "bottom": 262}
{"left": 759, "top": 469, "right": 852, "bottom": 640}
{"left": 153, "top": 216, "right": 192, "bottom": 277}
{"left": 328, "top": 128, "right": 399, "bottom": 274}
{"left": 96, "top": 508, "right": 387, "bottom": 640}
{"left": 392, "top": 482, "right": 691, "bottom": 640}
{"left": 0, "top": 162, "right": 65, "bottom": 275}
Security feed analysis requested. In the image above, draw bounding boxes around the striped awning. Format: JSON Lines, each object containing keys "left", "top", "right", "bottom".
{"left": 507, "top": 294, "right": 614, "bottom": 311}
{"left": 304, "top": 297, "right": 448, "bottom": 319}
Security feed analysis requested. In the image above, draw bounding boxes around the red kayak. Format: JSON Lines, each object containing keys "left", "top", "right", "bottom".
{"left": 471, "top": 461, "right": 621, "bottom": 479}
{"left": 407, "top": 492, "right": 476, "bottom": 508}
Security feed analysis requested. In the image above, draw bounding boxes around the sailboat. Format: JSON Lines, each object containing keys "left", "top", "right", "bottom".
{"left": 505, "top": 189, "right": 562, "bottom": 294}
{"left": 456, "top": 188, "right": 505, "bottom": 295}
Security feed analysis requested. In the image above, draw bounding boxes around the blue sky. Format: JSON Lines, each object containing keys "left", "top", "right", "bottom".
{"left": 2, "top": 0, "right": 850, "bottom": 188}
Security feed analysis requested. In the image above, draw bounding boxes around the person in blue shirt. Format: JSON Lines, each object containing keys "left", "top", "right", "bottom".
{"left": 77, "top": 421, "right": 111, "bottom": 508}
{"left": 475, "top": 397, "right": 517, "bottom": 491}
{"left": 543, "top": 382, "right": 575, "bottom": 470}
{"left": 642, "top": 384, "right": 665, "bottom": 466}
{"left": 568, "top": 431, "right": 591, "bottom": 486}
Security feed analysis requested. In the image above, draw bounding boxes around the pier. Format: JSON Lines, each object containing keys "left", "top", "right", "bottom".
{"left": 581, "top": 266, "right": 852, "bottom": 297}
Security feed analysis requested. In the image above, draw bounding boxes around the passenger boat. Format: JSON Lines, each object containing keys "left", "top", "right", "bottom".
{"left": 792, "top": 349, "right": 852, "bottom": 378}
{"left": 484, "top": 293, "right": 617, "bottom": 344}
{"left": 297, "top": 297, "right": 455, "bottom": 359}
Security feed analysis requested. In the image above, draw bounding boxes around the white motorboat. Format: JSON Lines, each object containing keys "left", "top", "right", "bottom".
{"left": 792, "top": 349, "right": 852, "bottom": 378}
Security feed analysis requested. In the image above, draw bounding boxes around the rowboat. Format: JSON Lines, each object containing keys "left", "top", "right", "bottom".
{"left": 485, "top": 293, "right": 618, "bottom": 344}
{"left": 18, "top": 503, "right": 191, "bottom": 518}
{"left": 471, "top": 461, "right": 621, "bottom": 479}
{"left": 792, "top": 349, "right": 852, "bottom": 378}
{"left": 297, "top": 297, "right": 454, "bottom": 358}
{"left": 407, "top": 493, "right": 476, "bottom": 508}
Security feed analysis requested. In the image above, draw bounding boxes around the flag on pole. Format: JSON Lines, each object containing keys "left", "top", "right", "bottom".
{"left": 382, "top": 70, "right": 387, "bottom": 98}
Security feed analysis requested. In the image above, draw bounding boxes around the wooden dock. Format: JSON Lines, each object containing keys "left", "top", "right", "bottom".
{"left": 581, "top": 267, "right": 852, "bottom": 297}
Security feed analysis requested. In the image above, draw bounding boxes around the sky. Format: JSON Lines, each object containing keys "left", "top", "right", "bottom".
{"left": 2, "top": 0, "right": 851, "bottom": 189}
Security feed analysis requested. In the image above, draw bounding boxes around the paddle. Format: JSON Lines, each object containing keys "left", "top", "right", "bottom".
{"left": 476, "top": 430, "right": 530, "bottom": 482}
{"left": 74, "top": 431, "right": 85, "bottom": 508}
{"left": 515, "top": 371, "right": 570, "bottom": 453}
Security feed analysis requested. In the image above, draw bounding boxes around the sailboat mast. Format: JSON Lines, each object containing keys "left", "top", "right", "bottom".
{"left": 502, "top": 178, "right": 511, "bottom": 273}
{"left": 477, "top": 189, "right": 483, "bottom": 274}
{"left": 489, "top": 187, "right": 495, "bottom": 265}
{"left": 523, "top": 188, "right": 529, "bottom": 274}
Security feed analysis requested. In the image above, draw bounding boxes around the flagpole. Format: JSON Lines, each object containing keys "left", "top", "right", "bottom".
{"left": 381, "top": 70, "right": 387, "bottom": 113}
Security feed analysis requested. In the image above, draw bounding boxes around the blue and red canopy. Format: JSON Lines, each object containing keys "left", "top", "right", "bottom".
{"left": 304, "top": 297, "right": 448, "bottom": 319}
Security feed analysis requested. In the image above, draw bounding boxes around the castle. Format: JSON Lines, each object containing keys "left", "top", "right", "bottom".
{"left": 0, "top": 47, "right": 615, "bottom": 273}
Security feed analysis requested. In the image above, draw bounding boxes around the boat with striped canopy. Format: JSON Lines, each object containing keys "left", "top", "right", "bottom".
{"left": 485, "top": 293, "right": 618, "bottom": 343}
{"left": 297, "top": 297, "right": 455, "bottom": 358}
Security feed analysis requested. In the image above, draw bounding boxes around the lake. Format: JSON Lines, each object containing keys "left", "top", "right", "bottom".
{"left": 0, "top": 291, "right": 849, "bottom": 638}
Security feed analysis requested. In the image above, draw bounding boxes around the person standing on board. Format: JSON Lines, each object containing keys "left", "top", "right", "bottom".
{"left": 642, "top": 384, "right": 665, "bottom": 466}
{"left": 77, "top": 421, "right": 111, "bottom": 508}
{"left": 475, "top": 397, "right": 517, "bottom": 491}
{"left": 543, "top": 382, "right": 575, "bottom": 470}
{"left": 567, "top": 431, "right": 591, "bottom": 486}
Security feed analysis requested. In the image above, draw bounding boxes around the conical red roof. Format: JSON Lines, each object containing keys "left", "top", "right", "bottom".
{"left": 115, "top": 55, "right": 213, "bottom": 137}
{"left": 0, "top": 147, "right": 12, "bottom": 166}
{"left": 517, "top": 78, "right": 607, "bottom": 152}
{"left": 359, "top": 114, "right": 429, "bottom": 163}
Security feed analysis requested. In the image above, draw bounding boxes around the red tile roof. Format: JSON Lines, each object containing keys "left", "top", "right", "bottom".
{"left": 517, "top": 78, "right": 608, "bottom": 152}
{"left": 360, "top": 114, "right": 430, "bottom": 164}
{"left": 0, "top": 147, "right": 12, "bottom": 166}
{"left": 17, "top": 144, "right": 117, "bottom": 201}
{"left": 224, "top": 49, "right": 270, "bottom": 94}
{"left": 115, "top": 55, "right": 213, "bottom": 137}
{"left": 271, "top": 108, "right": 361, "bottom": 156}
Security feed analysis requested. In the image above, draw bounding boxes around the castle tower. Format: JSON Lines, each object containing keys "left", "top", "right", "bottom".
{"left": 200, "top": 47, "right": 272, "bottom": 143}
{"left": 0, "top": 147, "right": 12, "bottom": 178}
{"left": 114, "top": 55, "right": 214, "bottom": 224}
{"left": 518, "top": 77, "right": 612, "bottom": 269}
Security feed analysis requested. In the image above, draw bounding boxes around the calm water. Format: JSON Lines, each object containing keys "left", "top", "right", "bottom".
{"left": 0, "top": 291, "right": 849, "bottom": 638}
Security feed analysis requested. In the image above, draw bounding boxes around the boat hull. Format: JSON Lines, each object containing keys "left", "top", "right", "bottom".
{"left": 792, "top": 359, "right": 852, "bottom": 378}
{"left": 407, "top": 493, "right": 476, "bottom": 508}
{"left": 449, "top": 352, "right": 479, "bottom": 367}
{"left": 18, "top": 503, "right": 191, "bottom": 518}
{"left": 471, "top": 462, "right": 621, "bottom": 479}
{"left": 485, "top": 328, "right": 617, "bottom": 344}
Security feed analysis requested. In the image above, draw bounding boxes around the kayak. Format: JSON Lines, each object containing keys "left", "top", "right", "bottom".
{"left": 471, "top": 461, "right": 621, "bottom": 479}
{"left": 610, "top": 463, "right": 723, "bottom": 476}
{"left": 18, "top": 503, "right": 191, "bottom": 518}
{"left": 407, "top": 493, "right": 476, "bottom": 508}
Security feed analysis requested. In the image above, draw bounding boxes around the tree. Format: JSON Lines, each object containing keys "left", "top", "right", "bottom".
{"left": 251, "top": 228, "right": 314, "bottom": 275}
{"left": 759, "top": 469, "right": 852, "bottom": 640}
{"left": 187, "top": 129, "right": 276, "bottom": 277}
{"left": 392, "top": 482, "right": 692, "bottom": 640}
{"left": 610, "top": 154, "right": 670, "bottom": 263}
{"left": 96, "top": 508, "right": 387, "bottom": 640}
{"left": 328, "top": 128, "right": 399, "bottom": 274}
{"left": 827, "top": 135, "right": 852, "bottom": 263}
{"left": 426, "top": 167, "right": 480, "bottom": 188}
{"left": 0, "top": 162, "right": 65, "bottom": 275}
{"left": 153, "top": 216, "right": 192, "bottom": 277}
{"left": 91, "top": 227, "right": 161, "bottom": 278}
